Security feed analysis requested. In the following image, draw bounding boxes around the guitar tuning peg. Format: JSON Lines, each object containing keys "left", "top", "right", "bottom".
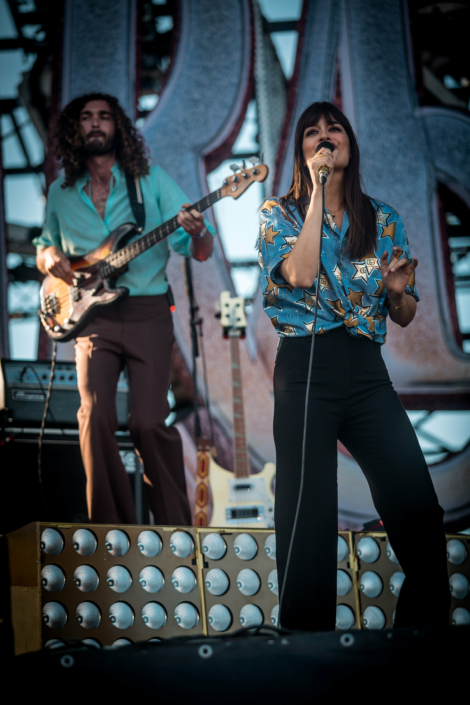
{"left": 248, "top": 156, "right": 258, "bottom": 165}
{"left": 242, "top": 159, "right": 246, "bottom": 169}
{"left": 230, "top": 164, "right": 240, "bottom": 173}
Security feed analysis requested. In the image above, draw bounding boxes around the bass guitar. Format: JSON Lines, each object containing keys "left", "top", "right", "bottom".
{"left": 39, "top": 161, "right": 268, "bottom": 342}
{"left": 209, "top": 291, "right": 276, "bottom": 528}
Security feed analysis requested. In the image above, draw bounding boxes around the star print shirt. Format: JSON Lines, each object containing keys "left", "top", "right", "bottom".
{"left": 258, "top": 197, "right": 418, "bottom": 343}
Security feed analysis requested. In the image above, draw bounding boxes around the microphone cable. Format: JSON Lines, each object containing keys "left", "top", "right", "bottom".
{"left": 279, "top": 173, "right": 327, "bottom": 623}
{"left": 37, "top": 339, "right": 57, "bottom": 518}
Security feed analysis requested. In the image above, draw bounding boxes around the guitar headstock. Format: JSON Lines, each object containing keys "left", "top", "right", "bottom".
{"left": 220, "top": 291, "right": 247, "bottom": 339}
{"left": 219, "top": 158, "right": 269, "bottom": 200}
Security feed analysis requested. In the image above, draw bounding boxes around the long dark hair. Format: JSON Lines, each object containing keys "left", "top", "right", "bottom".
{"left": 54, "top": 93, "right": 150, "bottom": 188}
{"left": 280, "top": 101, "right": 376, "bottom": 260}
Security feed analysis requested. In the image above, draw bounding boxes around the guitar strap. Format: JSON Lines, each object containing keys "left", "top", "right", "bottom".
{"left": 125, "top": 172, "right": 176, "bottom": 309}
{"left": 125, "top": 173, "right": 146, "bottom": 233}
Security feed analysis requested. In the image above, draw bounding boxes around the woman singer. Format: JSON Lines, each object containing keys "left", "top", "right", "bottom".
{"left": 258, "top": 101, "right": 450, "bottom": 631}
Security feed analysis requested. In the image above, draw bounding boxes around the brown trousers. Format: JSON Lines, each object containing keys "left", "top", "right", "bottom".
{"left": 75, "top": 295, "right": 191, "bottom": 525}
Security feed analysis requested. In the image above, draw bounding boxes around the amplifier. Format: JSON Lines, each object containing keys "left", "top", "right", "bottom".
{"left": 0, "top": 359, "right": 129, "bottom": 428}
{"left": 0, "top": 429, "right": 149, "bottom": 534}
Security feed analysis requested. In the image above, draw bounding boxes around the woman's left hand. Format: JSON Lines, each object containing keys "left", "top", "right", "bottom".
{"left": 177, "top": 202, "right": 205, "bottom": 237}
{"left": 380, "top": 247, "right": 418, "bottom": 297}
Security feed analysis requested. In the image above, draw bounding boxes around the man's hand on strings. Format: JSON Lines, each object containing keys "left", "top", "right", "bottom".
{"left": 178, "top": 203, "right": 205, "bottom": 237}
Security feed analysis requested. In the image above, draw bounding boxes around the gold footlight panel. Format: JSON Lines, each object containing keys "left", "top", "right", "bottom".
{"left": 353, "top": 532, "right": 470, "bottom": 630}
{"left": 7, "top": 523, "right": 469, "bottom": 654}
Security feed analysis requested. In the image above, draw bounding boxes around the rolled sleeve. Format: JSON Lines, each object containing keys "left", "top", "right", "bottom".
{"left": 33, "top": 189, "right": 61, "bottom": 251}
{"left": 154, "top": 165, "right": 215, "bottom": 258}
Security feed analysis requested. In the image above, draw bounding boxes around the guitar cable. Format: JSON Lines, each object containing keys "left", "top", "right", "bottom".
{"left": 37, "top": 339, "right": 58, "bottom": 518}
{"left": 278, "top": 175, "right": 326, "bottom": 624}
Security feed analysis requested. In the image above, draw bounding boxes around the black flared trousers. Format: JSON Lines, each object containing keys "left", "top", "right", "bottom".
{"left": 273, "top": 326, "right": 450, "bottom": 632}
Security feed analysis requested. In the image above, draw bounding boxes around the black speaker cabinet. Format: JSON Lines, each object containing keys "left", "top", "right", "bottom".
{"left": 0, "top": 429, "right": 148, "bottom": 534}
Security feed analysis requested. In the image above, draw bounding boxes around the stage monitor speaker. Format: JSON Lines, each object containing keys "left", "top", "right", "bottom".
{"left": 0, "top": 359, "right": 129, "bottom": 428}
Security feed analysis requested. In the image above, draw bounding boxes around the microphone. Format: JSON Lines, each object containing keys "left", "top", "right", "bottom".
{"left": 316, "top": 141, "right": 334, "bottom": 185}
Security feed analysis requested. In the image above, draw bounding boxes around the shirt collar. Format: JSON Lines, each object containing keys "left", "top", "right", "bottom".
{"left": 76, "top": 162, "right": 121, "bottom": 191}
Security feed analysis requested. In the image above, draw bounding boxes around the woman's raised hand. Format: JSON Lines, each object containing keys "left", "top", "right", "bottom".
{"left": 306, "top": 146, "right": 339, "bottom": 191}
{"left": 380, "top": 247, "right": 418, "bottom": 297}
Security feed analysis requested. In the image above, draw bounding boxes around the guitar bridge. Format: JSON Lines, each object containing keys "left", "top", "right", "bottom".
{"left": 43, "top": 293, "right": 60, "bottom": 314}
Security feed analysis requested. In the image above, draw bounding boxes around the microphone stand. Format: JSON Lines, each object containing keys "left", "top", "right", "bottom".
{"left": 184, "top": 257, "right": 202, "bottom": 441}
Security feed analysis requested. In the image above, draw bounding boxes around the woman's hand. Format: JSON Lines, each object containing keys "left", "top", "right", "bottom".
{"left": 177, "top": 202, "right": 205, "bottom": 237}
{"left": 380, "top": 246, "right": 418, "bottom": 299}
{"left": 306, "top": 146, "right": 339, "bottom": 192}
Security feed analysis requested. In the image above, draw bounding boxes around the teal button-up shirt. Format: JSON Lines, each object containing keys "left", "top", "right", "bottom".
{"left": 34, "top": 163, "right": 214, "bottom": 296}
{"left": 258, "top": 197, "right": 419, "bottom": 344}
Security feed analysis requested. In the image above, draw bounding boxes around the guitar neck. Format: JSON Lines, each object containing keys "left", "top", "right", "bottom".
{"left": 229, "top": 333, "right": 250, "bottom": 479}
{"left": 101, "top": 188, "right": 221, "bottom": 277}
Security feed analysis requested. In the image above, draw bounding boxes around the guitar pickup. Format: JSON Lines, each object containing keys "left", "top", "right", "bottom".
{"left": 225, "top": 506, "right": 264, "bottom": 523}
{"left": 70, "top": 286, "right": 81, "bottom": 302}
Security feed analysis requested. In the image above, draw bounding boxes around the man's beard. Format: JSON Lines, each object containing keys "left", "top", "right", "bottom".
{"left": 83, "top": 131, "right": 115, "bottom": 156}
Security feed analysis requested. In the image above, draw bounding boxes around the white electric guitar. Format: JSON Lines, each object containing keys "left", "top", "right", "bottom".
{"left": 209, "top": 291, "right": 276, "bottom": 528}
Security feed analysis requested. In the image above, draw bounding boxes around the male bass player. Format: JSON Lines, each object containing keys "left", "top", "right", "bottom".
{"left": 34, "top": 93, "right": 214, "bottom": 525}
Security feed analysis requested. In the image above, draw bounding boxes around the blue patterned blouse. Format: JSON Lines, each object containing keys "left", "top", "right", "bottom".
{"left": 258, "top": 197, "right": 418, "bottom": 344}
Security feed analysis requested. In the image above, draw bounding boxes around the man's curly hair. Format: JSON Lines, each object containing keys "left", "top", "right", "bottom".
{"left": 54, "top": 93, "right": 150, "bottom": 188}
